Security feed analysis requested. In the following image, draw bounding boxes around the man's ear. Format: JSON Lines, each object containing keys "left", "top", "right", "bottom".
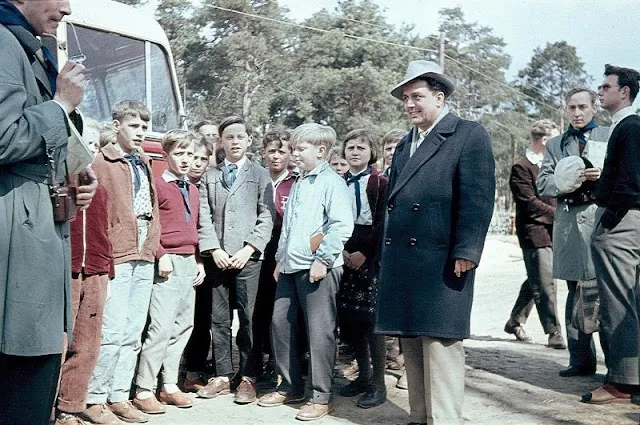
{"left": 436, "top": 91, "right": 446, "bottom": 107}
{"left": 317, "top": 145, "right": 327, "bottom": 158}
{"left": 113, "top": 119, "right": 121, "bottom": 132}
{"left": 161, "top": 150, "right": 168, "bottom": 160}
{"left": 621, "top": 85, "right": 631, "bottom": 101}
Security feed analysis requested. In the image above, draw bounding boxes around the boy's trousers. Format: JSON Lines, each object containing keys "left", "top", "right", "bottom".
{"left": 87, "top": 221, "right": 154, "bottom": 404}
{"left": 210, "top": 260, "right": 262, "bottom": 379}
{"left": 57, "top": 273, "right": 109, "bottom": 413}
{"left": 271, "top": 267, "right": 342, "bottom": 404}
{"left": 137, "top": 254, "right": 197, "bottom": 390}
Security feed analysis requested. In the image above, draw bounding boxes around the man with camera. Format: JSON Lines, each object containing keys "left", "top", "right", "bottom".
{"left": 0, "top": 1, "right": 97, "bottom": 424}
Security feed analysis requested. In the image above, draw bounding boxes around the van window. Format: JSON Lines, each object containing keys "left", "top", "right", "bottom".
{"left": 65, "top": 24, "right": 179, "bottom": 131}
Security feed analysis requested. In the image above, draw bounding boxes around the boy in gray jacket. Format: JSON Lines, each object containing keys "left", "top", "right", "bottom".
{"left": 257, "top": 123, "right": 353, "bottom": 421}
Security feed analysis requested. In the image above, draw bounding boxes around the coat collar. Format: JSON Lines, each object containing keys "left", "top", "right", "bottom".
{"left": 101, "top": 143, "right": 150, "bottom": 165}
{"left": 389, "top": 112, "right": 458, "bottom": 200}
{"left": 4, "top": 24, "right": 54, "bottom": 98}
{"left": 217, "top": 156, "right": 253, "bottom": 196}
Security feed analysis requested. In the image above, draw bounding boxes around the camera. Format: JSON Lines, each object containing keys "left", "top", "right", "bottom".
{"left": 51, "top": 184, "right": 77, "bottom": 223}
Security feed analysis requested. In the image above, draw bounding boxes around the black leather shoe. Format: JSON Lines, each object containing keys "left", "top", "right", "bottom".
{"left": 357, "top": 387, "right": 386, "bottom": 408}
{"left": 339, "top": 378, "right": 369, "bottom": 397}
{"left": 559, "top": 366, "right": 596, "bottom": 377}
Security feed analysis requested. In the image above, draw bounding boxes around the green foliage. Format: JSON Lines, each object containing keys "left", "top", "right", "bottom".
{"left": 517, "top": 41, "right": 591, "bottom": 124}
{"left": 153, "top": 1, "right": 563, "bottom": 209}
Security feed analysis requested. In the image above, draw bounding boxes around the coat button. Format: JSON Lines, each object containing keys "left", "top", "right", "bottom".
{"left": 388, "top": 204, "right": 394, "bottom": 212}
{"left": 384, "top": 237, "right": 392, "bottom": 245}
{"left": 412, "top": 203, "right": 420, "bottom": 211}
{"left": 409, "top": 237, "right": 417, "bottom": 246}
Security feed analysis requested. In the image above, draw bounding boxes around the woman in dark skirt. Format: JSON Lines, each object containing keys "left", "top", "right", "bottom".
{"left": 338, "top": 129, "right": 388, "bottom": 408}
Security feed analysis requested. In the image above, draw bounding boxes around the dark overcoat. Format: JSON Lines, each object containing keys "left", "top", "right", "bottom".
{"left": 375, "top": 113, "right": 495, "bottom": 339}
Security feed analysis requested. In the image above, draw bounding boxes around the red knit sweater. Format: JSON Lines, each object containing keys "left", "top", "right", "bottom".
{"left": 154, "top": 176, "right": 200, "bottom": 258}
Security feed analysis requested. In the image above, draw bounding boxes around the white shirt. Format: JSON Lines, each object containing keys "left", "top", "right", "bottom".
{"left": 525, "top": 147, "right": 544, "bottom": 168}
{"left": 608, "top": 106, "right": 636, "bottom": 139}
{"left": 224, "top": 155, "right": 247, "bottom": 171}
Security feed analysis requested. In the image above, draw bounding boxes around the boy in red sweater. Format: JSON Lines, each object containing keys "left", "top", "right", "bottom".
{"left": 133, "top": 130, "right": 205, "bottom": 413}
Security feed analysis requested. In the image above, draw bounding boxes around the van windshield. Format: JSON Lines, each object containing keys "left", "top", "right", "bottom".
{"left": 66, "top": 24, "right": 179, "bottom": 132}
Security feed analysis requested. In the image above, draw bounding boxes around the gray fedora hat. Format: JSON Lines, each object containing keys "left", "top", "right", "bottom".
{"left": 391, "top": 60, "right": 456, "bottom": 100}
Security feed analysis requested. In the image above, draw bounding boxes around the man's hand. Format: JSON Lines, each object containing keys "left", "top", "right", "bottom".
{"left": 158, "top": 254, "right": 173, "bottom": 278}
{"left": 76, "top": 167, "right": 97, "bottom": 210}
{"left": 229, "top": 245, "right": 255, "bottom": 270}
{"left": 273, "top": 262, "right": 280, "bottom": 282}
{"left": 347, "top": 251, "right": 366, "bottom": 270}
{"left": 454, "top": 258, "right": 476, "bottom": 278}
{"left": 309, "top": 259, "right": 328, "bottom": 283}
{"left": 581, "top": 168, "right": 601, "bottom": 182}
{"left": 211, "top": 248, "right": 231, "bottom": 270}
{"left": 53, "top": 61, "right": 86, "bottom": 113}
{"left": 193, "top": 263, "right": 206, "bottom": 286}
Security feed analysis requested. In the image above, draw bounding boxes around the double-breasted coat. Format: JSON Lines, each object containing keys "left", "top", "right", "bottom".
{"left": 537, "top": 127, "right": 609, "bottom": 281}
{"left": 0, "top": 24, "right": 73, "bottom": 356}
{"left": 375, "top": 113, "right": 495, "bottom": 339}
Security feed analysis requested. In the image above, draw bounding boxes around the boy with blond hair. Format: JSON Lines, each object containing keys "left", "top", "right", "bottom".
{"left": 85, "top": 100, "right": 160, "bottom": 424}
{"left": 258, "top": 123, "right": 353, "bottom": 421}
{"left": 133, "top": 130, "right": 205, "bottom": 413}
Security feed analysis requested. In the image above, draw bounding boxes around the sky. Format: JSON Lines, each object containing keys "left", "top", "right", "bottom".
{"left": 140, "top": 0, "right": 640, "bottom": 108}
{"left": 277, "top": 0, "right": 640, "bottom": 84}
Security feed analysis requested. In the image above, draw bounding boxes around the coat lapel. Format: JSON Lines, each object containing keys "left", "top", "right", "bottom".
{"left": 389, "top": 114, "right": 458, "bottom": 200}
{"left": 227, "top": 160, "right": 250, "bottom": 198}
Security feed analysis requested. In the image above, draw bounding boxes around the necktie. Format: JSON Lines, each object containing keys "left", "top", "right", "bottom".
{"left": 174, "top": 180, "right": 191, "bottom": 223}
{"left": 124, "top": 154, "right": 144, "bottom": 193}
{"left": 410, "top": 131, "right": 427, "bottom": 157}
{"left": 346, "top": 167, "right": 372, "bottom": 218}
{"left": 224, "top": 163, "right": 238, "bottom": 188}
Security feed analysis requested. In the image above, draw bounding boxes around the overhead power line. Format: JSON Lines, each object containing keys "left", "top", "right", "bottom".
{"left": 200, "top": 3, "right": 557, "bottom": 111}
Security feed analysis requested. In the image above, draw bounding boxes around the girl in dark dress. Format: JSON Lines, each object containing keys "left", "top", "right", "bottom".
{"left": 338, "top": 129, "right": 388, "bottom": 408}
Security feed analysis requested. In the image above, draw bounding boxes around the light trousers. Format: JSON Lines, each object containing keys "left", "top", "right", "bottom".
{"left": 86, "top": 223, "right": 155, "bottom": 406}
{"left": 136, "top": 253, "right": 197, "bottom": 390}
{"left": 402, "top": 336, "right": 465, "bottom": 425}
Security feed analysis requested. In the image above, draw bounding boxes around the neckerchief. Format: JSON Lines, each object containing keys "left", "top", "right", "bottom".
{"left": 561, "top": 119, "right": 597, "bottom": 155}
{"left": 0, "top": 0, "right": 58, "bottom": 92}
{"left": 124, "top": 154, "right": 144, "bottom": 193}
{"left": 346, "top": 166, "right": 372, "bottom": 218}
{"left": 173, "top": 179, "right": 191, "bottom": 223}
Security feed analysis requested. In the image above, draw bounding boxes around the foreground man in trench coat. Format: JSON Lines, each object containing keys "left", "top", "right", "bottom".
{"left": 0, "top": 1, "right": 96, "bottom": 424}
{"left": 375, "top": 60, "right": 495, "bottom": 425}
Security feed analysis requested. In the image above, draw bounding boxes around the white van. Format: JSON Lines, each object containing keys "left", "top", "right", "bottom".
{"left": 44, "top": 0, "right": 185, "bottom": 173}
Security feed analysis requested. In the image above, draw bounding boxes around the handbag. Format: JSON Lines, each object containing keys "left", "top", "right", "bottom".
{"left": 571, "top": 279, "right": 600, "bottom": 334}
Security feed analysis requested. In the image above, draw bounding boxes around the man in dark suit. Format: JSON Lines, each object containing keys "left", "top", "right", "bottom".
{"left": 504, "top": 120, "right": 566, "bottom": 349}
{"left": 375, "top": 60, "right": 495, "bottom": 425}
{"left": 584, "top": 64, "right": 640, "bottom": 404}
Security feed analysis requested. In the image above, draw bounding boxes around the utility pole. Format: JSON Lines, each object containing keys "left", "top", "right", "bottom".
{"left": 439, "top": 31, "right": 445, "bottom": 70}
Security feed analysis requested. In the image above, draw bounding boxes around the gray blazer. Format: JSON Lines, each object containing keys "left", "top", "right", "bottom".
{"left": 537, "top": 127, "right": 609, "bottom": 281}
{"left": 0, "top": 24, "right": 72, "bottom": 356}
{"left": 198, "top": 159, "right": 274, "bottom": 259}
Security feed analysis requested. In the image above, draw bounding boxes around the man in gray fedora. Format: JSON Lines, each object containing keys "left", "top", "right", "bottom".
{"left": 376, "top": 60, "right": 495, "bottom": 424}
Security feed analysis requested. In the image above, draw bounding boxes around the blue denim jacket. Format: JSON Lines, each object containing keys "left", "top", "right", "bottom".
{"left": 276, "top": 161, "right": 354, "bottom": 273}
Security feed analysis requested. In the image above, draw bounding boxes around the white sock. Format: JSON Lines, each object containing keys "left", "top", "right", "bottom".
{"left": 163, "top": 384, "right": 180, "bottom": 394}
{"left": 136, "top": 390, "right": 154, "bottom": 400}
